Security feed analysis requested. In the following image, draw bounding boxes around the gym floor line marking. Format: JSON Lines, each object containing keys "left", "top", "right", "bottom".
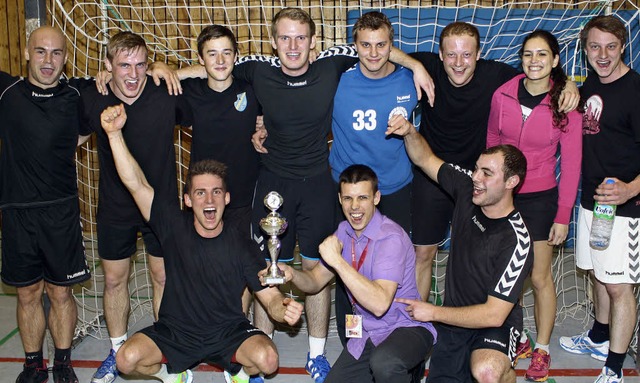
{"left": 0, "top": 359, "right": 637, "bottom": 377}
{"left": 0, "top": 328, "right": 19, "bottom": 347}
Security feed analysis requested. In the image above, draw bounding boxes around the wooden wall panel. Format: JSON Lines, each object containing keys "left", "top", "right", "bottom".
{"left": 0, "top": 0, "right": 9, "bottom": 73}
{"left": 1, "top": 0, "right": 26, "bottom": 76}
{"left": 1, "top": 0, "right": 639, "bottom": 79}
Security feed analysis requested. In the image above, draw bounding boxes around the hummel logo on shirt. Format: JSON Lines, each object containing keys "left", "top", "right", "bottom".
{"left": 32, "top": 91, "right": 53, "bottom": 98}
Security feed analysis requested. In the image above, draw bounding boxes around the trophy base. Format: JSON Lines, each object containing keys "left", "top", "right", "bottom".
{"left": 264, "top": 275, "right": 286, "bottom": 285}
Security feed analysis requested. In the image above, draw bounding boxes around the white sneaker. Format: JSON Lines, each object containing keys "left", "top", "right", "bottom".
{"left": 168, "top": 369, "right": 192, "bottom": 383}
{"left": 559, "top": 331, "right": 609, "bottom": 361}
{"left": 594, "top": 367, "right": 623, "bottom": 383}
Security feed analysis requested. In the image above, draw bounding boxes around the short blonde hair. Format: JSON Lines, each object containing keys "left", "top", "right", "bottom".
{"left": 106, "top": 31, "right": 147, "bottom": 62}
{"left": 271, "top": 8, "right": 316, "bottom": 38}
{"left": 439, "top": 22, "right": 480, "bottom": 53}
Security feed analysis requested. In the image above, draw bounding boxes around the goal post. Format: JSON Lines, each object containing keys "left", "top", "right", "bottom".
{"left": 47, "top": 0, "right": 640, "bottom": 356}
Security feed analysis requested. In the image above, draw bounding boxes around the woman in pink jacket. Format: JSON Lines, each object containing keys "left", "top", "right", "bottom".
{"left": 487, "top": 30, "right": 582, "bottom": 382}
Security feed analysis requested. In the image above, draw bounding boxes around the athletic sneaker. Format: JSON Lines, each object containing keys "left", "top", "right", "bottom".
{"left": 559, "top": 331, "right": 609, "bottom": 361}
{"left": 525, "top": 348, "right": 551, "bottom": 382}
{"left": 52, "top": 362, "right": 78, "bottom": 383}
{"left": 514, "top": 336, "right": 533, "bottom": 366}
{"left": 306, "top": 353, "right": 331, "bottom": 383}
{"left": 91, "top": 349, "right": 118, "bottom": 383}
{"left": 223, "top": 370, "right": 264, "bottom": 383}
{"left": 169, "top": 370, "right": 193, "bottom": 383}
{"left": 16, "top": 362, "right": 48, "bottom": 383}
{"left": 594, "top": 367, "right": 624, "bottom": 383}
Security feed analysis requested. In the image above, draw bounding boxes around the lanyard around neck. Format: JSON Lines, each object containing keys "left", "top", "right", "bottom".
{"left": 349, "top": 237, "right": 371, "bottom": 311}
{"left": 351, "top": 237, "right": 371, "bottom": 271}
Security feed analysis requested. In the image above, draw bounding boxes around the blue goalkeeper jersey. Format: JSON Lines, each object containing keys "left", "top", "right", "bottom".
{"left": 330, "top": 63, "right": 418, "bottom": 194}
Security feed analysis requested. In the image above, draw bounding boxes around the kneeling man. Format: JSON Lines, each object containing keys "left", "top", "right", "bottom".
{"left": 101, "top": 104, "right": 302, "bottom": 383}
{"left": 390, "top": 120, "right": 533, "bottom": 383}
{"left": 267, "top": 164, "right": 436, "bottom": 382}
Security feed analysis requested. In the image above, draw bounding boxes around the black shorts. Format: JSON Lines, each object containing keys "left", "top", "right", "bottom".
{"left": 251, "top": 168, "right": 335, "bottom": 262}
{"left": 225, "top": 205, "right": 252, "bottom": 240}
{"left": 378, "top": 183, "right": 412, "bottom": 235}
{"left": 411, "top": 169, "right": 454, "bottom": 245}
{"left": 514, "top": 187, "right": 558, "bottom": 242}
{"left": 140, "top": 319, "right": 266, "bottom": 373}
{"left": 427, "top": 324, "right": 519, "bottom": 383}
{"left": 97, "top": 220, "right": 162, "bottom": 260}
{"left": 1, "top": 199, "right": 91, "bottom": 287}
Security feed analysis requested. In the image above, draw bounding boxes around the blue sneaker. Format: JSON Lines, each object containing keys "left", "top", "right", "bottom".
{"left": 559, "top": 331, "right": 609, "bottom": 361}
{"left": 91, "top": 350, "right": 118, "bottom": 383}
{"left": 305, "top": 353, "right": 331, "bottom": 383}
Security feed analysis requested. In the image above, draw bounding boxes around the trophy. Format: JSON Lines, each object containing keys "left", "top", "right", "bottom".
{"left": 260, "top": 191, "right": 288, "bottom": 284}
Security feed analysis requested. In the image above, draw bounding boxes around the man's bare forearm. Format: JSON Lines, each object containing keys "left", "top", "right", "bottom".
{"left": 404, "top": 127, "right": 443, "bottom": 181}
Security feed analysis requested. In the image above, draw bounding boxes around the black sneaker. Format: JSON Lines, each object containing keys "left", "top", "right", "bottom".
{"left": 52, "top": 363, "right": 78, "bottom": 383}
{"left": 16, "top": 362, "right": 48, "bottom": 383}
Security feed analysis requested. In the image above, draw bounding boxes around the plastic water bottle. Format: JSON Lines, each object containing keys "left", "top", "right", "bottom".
{"left": 589, "top": 179, "right": 616, "bottom": 250}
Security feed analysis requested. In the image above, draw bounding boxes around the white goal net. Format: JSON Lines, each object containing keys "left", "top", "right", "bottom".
{"left": 48, "top": 0, "right": 640, "bottom": 353}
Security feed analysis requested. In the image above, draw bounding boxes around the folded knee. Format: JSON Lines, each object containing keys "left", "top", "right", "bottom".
{"left": 115, "top": 345, "right": 138, "bottom": 374}
{"left": 370, "top": 351, "right": 405, "bottom": 379}
{"left": 253, "top": 344, "right": 279, "bottom": 375}
{"left": 472, "top": 362, "right": 510, "bottom": 383}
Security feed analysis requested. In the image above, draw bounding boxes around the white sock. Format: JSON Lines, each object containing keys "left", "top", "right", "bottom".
{"left": 308, "top": 336, "right": 326, "bottom": 358}
{"left": 151, "top": 364, "right": 170, "bottom": 380}
{"left": 110, "top": 334, "right": 128, "bottom": 353}
{"left": 536, "top": 343, "right": 550, "bottom": 354}
{"left": 520, "top": 332, "right": 528, "bottom": 343}
{"left": 154, "top": 367, "right": 186, "bottom": 383}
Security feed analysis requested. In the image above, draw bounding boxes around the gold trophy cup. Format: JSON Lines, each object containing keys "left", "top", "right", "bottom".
{"left": 260, "top": 191, "right": 288, "bottom": 284}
